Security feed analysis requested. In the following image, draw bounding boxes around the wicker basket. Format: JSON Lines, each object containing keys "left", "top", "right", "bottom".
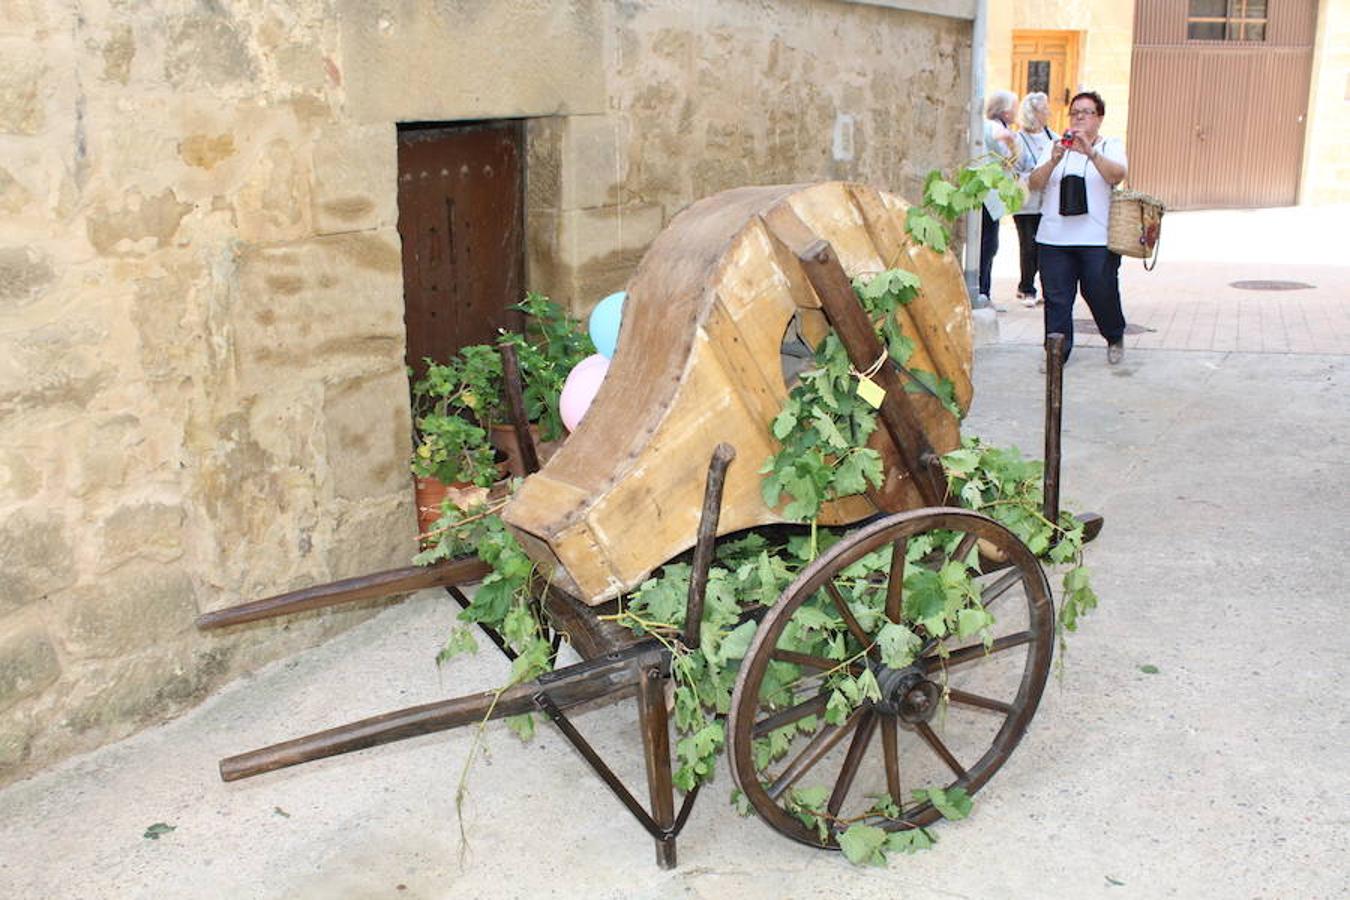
{"left": 1108, "top": 189, "right": 1166, "bottom": 268}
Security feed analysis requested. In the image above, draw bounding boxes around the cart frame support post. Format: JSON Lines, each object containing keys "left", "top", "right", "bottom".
{"left": 683, "top": 443, "right": 737, "bottom": 650}
{"left": 636, "top": 663, "right": 678, "bottom": 868}
{"left": 1043, "top": 333, "right": 1066, "bottom": 528}
{"left": 499, "top": 340, "right": 542, "bottom": 476}
{"left": 533, "top": 646, "right": 700, "bottom": 869}
{"left": 795, "top": 240, "right": 947, "bottom": 507}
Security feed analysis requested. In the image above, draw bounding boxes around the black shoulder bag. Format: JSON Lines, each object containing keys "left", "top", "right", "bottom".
{"left": 1059, "top": 149, "right": 1091, "bottom": 217}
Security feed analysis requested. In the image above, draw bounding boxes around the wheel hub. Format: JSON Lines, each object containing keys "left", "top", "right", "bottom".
{"left": 872, "top": 664, "right": 941, "bottom": 724}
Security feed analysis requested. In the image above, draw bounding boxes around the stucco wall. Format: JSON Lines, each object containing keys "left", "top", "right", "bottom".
{"left": 985, "top": 0, "right": 1135, "bottom": 138}
{"left": 1301, "top": 0, "right": 1350, "bottom": 203}
{"left": 0, "top": 0, "right": 972, "bottom": 784}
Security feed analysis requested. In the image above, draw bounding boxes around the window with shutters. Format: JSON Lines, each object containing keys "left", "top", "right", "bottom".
{"left": 1186, "top": 0, "right": 1268, "bottom": 41}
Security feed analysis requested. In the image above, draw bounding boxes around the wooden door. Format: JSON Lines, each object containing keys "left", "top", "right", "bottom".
{"left": 1011, "top": 31, "right": 1081, "bottom": 134}
{"left": 397, "top": 121, "right": 525, "bottom": 382}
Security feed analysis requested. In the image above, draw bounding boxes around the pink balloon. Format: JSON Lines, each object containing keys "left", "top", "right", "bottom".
{"left": 559, "top": 354, "right": 610, "bottom": 432}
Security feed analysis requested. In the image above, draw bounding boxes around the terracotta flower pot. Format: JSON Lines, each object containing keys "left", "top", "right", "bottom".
{"left": 413, "top": 476, "right": 491, "bottom": 546}
{"left": 414, "top": 476, "right": 451, "bottom": 545}
{"left": 489, "top": 424, "right": 563, "bottom": 476}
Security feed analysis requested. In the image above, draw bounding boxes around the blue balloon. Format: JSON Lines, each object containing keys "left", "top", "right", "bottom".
{"left": 588, "top": 291, "right": 626, "bottom": 359}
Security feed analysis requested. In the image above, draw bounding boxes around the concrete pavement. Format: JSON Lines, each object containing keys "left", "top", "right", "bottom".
{"left": 1, "top": 207, "right": 1347, "bottom": 899}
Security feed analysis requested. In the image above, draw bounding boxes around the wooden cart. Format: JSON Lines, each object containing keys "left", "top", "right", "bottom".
{"left": 197, "top": 183, "right": 1101, "bottom": 868}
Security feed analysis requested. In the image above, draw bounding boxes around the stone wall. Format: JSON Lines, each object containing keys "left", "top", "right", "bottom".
{"left": 0, "top": 0, "right": 972, "bottom": 784}
{"left": 0, "top": 0, "right": 415, "bottom": 783}
{"left": 533, "top": 0, "right": 973, "bottom": 308}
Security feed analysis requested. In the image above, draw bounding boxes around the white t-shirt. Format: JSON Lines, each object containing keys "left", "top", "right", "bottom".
{"left": 1035, "top": 137, "right": 1128, "bottom": 246}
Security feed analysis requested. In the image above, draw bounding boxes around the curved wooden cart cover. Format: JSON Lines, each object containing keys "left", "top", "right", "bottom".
{"left": 502, "top": 182, "right": 972, "bottom": 604}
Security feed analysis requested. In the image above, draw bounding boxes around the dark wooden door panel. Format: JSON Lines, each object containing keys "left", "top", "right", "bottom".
{"left": 397, "top": 121, "right": 524, "bottom": 380}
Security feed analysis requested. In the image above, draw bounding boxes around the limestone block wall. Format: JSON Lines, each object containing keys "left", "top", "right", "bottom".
{"left": 0, "top": 0, "right": 973, "bottom": 784}
{"left": 530, "top": 0, "right": 973, "bottom": 309}
{"left": 0, "top": 0, "right": 415, "bottom": 783}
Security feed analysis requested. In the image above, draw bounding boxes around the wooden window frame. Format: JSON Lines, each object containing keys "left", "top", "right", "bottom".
{"left": 1185, "top": 0, "right": 1268, "bottom": 42}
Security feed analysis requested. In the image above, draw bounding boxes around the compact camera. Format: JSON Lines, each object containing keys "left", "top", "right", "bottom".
{"left": 1060, "top": 130, "right": 1077, "bottom": 148}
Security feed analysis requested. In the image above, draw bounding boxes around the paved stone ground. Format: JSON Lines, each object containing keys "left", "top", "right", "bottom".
{"left": 1, "top": 207, "right": 1347, "bottom": 899}
{"left": 990, "top": 205, "right": 1350, "bottom": 357}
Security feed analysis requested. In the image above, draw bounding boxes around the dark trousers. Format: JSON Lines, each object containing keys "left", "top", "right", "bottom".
{"left": 1037, "top": 244, "right": 1125, "bottom": 360}
{"left": 978, "top": 206, "right": 999, "bottom": 297}
{"left": 1013, "top": 214, "right": 1042, "bottom": 296}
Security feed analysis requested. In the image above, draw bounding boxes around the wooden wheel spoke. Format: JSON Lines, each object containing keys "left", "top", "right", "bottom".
{"left": 767, "top": 708, "right": 864, "bottom": 801}
{"left": 978, "top": 568, "right": 1024, "bottom": 612}
{"left": 827, "top": 711, "right": 879, "bottom": 817}
{"left": 824, "top": 579, "right": 874, "bottom": 655}
{"left": 922, "top": 630, "right": 1033, "bottom": 670}
{"left": 947, "top": 688, "right": 1014, "bottom": 715}
{"left": 753, "top": 691, "right": 830, "bottom": 738}
{"left": 770, "top": 648, "right": 860, "bottom": 675}
{"left": 885, "top": 538, "right": 906, "bottom": 623}
{"left": 881, "top": 716, "right": 903, "bottom": 812}
{"left": 915, "top": 722, "right": 968, "bottom": 780}
{"left": 953, "top": 531, "right": 979, "bottom": 565}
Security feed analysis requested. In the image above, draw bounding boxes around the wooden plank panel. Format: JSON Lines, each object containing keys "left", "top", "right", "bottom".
{"left": 1128, "top": 45, "right": 1312, "bottom": 208}
{"left": 502, "top": 183, "right": 972, "bottom": 603}
{"left": 1137, "top": 0, "right": 1316, "bottom": 47}
{"left": 1127, "top": 47, "right": 1204, "bottom": 207}
{"left": 397, "top": 121, "right": 524, "bottom": 380}
{"left": 1195, "top": 52, "right": 1254, "bottom": 206}
{"left": 1134, "top": 0, "right": 1186, "bottom": 47}
{"left": 1268, "top": 0, "right": 1319, "bottom": 46}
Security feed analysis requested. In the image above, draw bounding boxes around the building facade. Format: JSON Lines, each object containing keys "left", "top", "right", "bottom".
{"left": 985, "top": 0, "right": 1348, "bottom": 208}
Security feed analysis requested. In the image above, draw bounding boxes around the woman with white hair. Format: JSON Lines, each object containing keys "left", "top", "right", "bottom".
{"left": 1012, "top": 92, "right": 1056, "bottom": 307}
{"left": 978, "top": 90, "right": 1018, "bottom": 309}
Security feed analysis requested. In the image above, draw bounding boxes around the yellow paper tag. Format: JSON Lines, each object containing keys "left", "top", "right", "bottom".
{"left": 856, "top": 374, "right": 885, "bottom": 409}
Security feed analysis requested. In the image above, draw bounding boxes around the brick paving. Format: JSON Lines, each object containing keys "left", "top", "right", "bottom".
{"left": 989, "top": 205, "right": 1350, "bottom": 356}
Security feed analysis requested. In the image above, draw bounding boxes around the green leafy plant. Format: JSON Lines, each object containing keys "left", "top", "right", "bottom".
{"left": 411, "top": 410, "right": 497, "bottom": 487}
{"left": 503, "top": 292, "right": 596, "bottom": 442}
{"left": 416, "top": 486, "right": 552, "bottom": 740}
{"left": 409, "top": 293, "right": 592, "bottom": 488}
{"left": 834, "top": 787, "right": 970, "bottom": 865}
{"left": 760, "top": 267, "right": 958, "bottom": 525}
{"left": 905, "top": 159, "right": 1025, "bottom": 254}
{"left": 941, "top": 436, "right": 1097, "bottom": 638}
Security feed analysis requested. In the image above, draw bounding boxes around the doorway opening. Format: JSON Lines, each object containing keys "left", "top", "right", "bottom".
{"left": 396, "top": 119, "right": 526, "bottom": 385}
{"left": 1011, "top": 30, "right": 1082, "bottom": 134}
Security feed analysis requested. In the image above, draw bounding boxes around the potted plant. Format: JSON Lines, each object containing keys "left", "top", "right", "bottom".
{"left": 409, "top": 292, "right": 593, "bottom": 536}
{"left": 410, "top": 353, "right": 501, "bottom": 539}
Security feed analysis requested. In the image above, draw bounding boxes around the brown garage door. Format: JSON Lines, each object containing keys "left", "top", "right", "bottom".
{"left": 1128, "top": 0, "right": 1317, "bottom": 210}
{"left": 397, "top": 120, "right": 525, "bottom": 381}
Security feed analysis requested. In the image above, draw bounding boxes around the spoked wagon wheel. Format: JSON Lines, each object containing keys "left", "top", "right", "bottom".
{"left": 727, "top": 508, "right": 1054, "bottom": 848}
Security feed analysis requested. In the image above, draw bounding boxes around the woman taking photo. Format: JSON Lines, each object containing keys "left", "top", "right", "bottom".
{"left": 1027, "top": 90, "right": 1128, "bottom": 365}
{"left": 1012, "top": 92, "right": 1055, "bottom": 307}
